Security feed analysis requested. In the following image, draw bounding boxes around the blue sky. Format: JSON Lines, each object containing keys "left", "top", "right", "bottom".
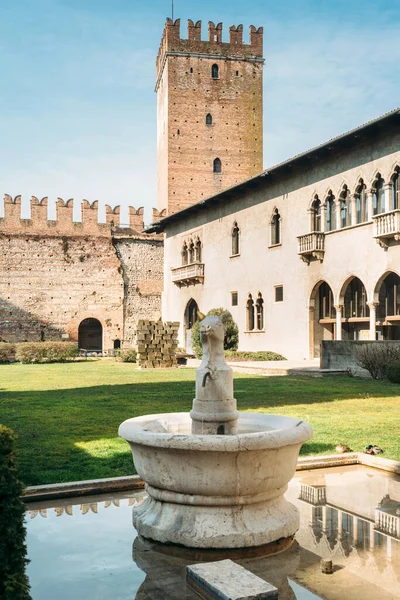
{"left": 0, "top": 0, "right": 399, "bottom": 224}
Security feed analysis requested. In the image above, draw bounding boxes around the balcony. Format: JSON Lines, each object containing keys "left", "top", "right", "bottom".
{"left": 297, "top": 232, "right": 325, "bottom": 264}
{"left": 171, "top": 262, "right": 205, "bottom": 287}
{"left": 373, "top": 209, "right": 400, "bottom": 249}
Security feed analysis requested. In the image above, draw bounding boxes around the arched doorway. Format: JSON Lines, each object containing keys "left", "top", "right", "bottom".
{"left": 340, "top": 277, "right": 369, "bottom": 340}
{"left": 184, "top": 299, "right": 199, "bottom": 353}
{"left": 375, "top": 272, "right": 400, "bottom": 339}
{"left": 309, "top": 281, "right": 335, "bottom": 358}
{"left": 78, "top": 318, "right": 103, "bottom": 352}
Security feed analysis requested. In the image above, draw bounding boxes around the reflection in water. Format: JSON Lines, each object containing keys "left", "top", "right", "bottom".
{"left": 25, "top": 466, "right": 400, "bottom": 600}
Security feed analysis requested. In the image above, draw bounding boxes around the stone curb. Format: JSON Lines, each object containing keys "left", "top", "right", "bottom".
{"left": 23, "top": 453, "right": 400, "bottom": 503}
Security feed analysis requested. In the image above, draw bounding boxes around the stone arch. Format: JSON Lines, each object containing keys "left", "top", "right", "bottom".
{"left": 309, "top": 279, "right": 336, "bottom": 359}
{"left": 338, "top": 274, "right": 369, "bottom": 305}
{"left": 373, "top": 270, "right": 400, "bottom": 339}
{"left": 373, "top": 269, "right": 400, "bottom": 303}
{"left": 78, "top": 317, "right": 103, "bottom": 352}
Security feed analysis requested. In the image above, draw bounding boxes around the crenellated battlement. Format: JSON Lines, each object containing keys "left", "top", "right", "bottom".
{"left": 0, "top": 194, "right": 146, "bottom": 237}
{"left": 156, "top": 18, "right": 263, "bottom": 84}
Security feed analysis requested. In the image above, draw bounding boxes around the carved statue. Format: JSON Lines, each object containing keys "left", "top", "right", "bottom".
{"left": 197, "top": 310, "right": 230, "bottom": 385}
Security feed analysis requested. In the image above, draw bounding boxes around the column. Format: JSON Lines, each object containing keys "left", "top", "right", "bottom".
{"left": 338, "top": 510, "right": 343, "bottom": 541}
{"left": 384, "top": 183, "right": 391, "bottom": 211}
{"left": 367, "top": 190, "right": 374, "bottom": 219}
{"left": 321, "top": 203, "right": 327, "bottom": 232}
{"left": 353, "top": 516, "right": 359, "bottom": 545}
{"left": 350, "top": 194, "right": 357, "bottom": 225}
{"left": 322, "top": 505, "right": 328, "bottom": 535}
{"left": 335, "top": 305, "right": 343, "bottom": 340}
{"left": 336, "top": 199, "right": 342, "bottom": 230}
{"left": 369, "top": 522, "right": 375, "bottom": 551}
{"left": 368, "top": 302, "right": 378, "bottom": 341}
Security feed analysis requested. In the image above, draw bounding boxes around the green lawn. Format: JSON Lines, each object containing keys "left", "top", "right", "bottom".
{"left": 0, "top": 360, "right": 399, "bottom": 486}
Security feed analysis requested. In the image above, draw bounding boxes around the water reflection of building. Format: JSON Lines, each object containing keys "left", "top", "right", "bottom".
{"left": 27, "top": 495, "right": 141, "bottom": 519}
{"left": 296, "top": 469, "right": 400, "bottom": 597}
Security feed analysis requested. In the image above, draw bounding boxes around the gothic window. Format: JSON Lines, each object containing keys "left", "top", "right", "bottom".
{"left": 373, "top": 175, "right": 385, "bottom": 215}
{"left": 189, "top": 241, "right": 195, "bottom": 264}
{"left": 356, "top": 179, "right": 368, "bottom": 223}
{"left": 211, "top": 63, "right": 219, "bottom": 79}
{"left": 311, "top": 196, "right": 321, "bottom": 231}
{"left": 271, "top": 209, "right": 281, "bottom": 245}
{"left": 181, "top": 243, "right": 188, "bottom": 265}
{"left": 195, "top": 238, "right": 202, "bottom": 262}
{"left": 340, "top": 186, "right": 351, "bottom": 228}
{"left": 256, "top": 293, "right": 264, "bottom": 330}
{"left": 206, "top": 113, "right": 212, "bottom": 125}
{"left": 246, "top": 294, "right": 255, "bottom": 331}
{"left": 232, "top": 222, "right": 240, "bottom": 255}
{"left": 213, "top": 157, "right": 221, "bottom": 173}
{"left": 326, "top": 192, "right": 336, "bottom": 231}
{"left": 391, "top": 168, "right": 399, "bottom": 210}
{"left": 318, "top": 282, "right": 335, "bottom": 320}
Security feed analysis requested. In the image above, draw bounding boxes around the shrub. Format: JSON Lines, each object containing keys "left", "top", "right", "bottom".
{"left": 355, "top": 343, "right": 400, "bottom": 379}
{"left": 387, "top": 360, "right": 400, "bottom": 383}
{"left": 0, "top": 426, "right": 32, "bottom": 600}
{"left": 0, "top": 343, "right": 16, "bottom": 363}
{"left": 191, "top": 308, "right": 239, "bottom": 359}
{"left": 224, "top": 350, "right": 287, "bottom": 361}
{"left": 15, "top": 342, "right": 78, "bottom": 364}
{"left": 117, "top": 348, "right": 137, "bottom": 363}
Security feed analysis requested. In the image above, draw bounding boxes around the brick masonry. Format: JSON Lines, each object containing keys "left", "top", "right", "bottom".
{"left": 156, "top": 18, "right": 264, "bottom": 215}
{"left": 0, "top": 195, "right": 164, "bottom": 351}
{"left": 136, "top": 320, "right": 179, "bottom": 368}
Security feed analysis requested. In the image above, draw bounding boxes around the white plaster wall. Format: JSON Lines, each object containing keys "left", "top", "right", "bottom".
{"left": 162, "top": 130, "right": 400, "bottom": 359}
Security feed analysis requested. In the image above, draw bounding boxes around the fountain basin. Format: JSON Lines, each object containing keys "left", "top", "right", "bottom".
{"left": 119, "top": 412, "right": 312, "bottom": 549}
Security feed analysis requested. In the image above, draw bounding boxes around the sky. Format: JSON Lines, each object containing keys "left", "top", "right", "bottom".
{"left": 0, "top": 0, "right": 399, "bottom": 225}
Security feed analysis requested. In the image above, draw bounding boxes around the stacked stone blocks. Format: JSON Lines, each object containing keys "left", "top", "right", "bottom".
{"left": 136, "top": 320, "right": 179, "bottom": 368}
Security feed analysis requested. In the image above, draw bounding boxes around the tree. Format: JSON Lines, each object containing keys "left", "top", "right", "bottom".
{"left": 191, "top": 308, "right": 239, "bottom": 359}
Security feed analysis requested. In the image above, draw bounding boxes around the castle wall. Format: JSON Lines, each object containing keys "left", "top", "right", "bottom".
{"left": 156, "top": 19, "right": 264, "bottom": 215}
{"left": 0, "top": 196, "right": 163, "bottom": 350}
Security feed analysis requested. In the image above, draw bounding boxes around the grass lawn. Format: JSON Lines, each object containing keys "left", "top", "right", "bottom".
{"left": 0, "top": 359, "right": 399, "bottom": 486}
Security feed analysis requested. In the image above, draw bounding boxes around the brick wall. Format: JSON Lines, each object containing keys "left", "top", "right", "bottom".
{"left": 156, "top": 19, "right": 264, "bottom": 215}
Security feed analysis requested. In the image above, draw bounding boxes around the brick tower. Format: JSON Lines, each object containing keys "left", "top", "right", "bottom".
{"left": 156, "top": 18, "right": 264, "bottom": 215}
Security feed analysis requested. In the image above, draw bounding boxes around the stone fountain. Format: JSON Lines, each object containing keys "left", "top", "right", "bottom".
{"left": 119, "top": 312, "right": 313, "bottom": 551}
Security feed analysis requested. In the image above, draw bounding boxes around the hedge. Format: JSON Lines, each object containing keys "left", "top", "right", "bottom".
{"left": 15, "top": 342, "right": 78, "bottom": 364}
{"left": 0, "top": 426, "right": 32, "bottom": 599}
{"left": 0, "top": 343, "right": 16, "bottom": 363}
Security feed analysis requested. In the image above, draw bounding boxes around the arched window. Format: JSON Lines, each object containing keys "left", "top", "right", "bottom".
{"left": 356, "top": 179, "right": 368, "bottom": 223}
{"left": 326, "top": 192, "right": 336, "bottom": 231}
{"left": 271, "top": 209, "right": 281, "bottom": 245}
{"left": 391, "top": 168, "right": 399, "bottom": 210}
{"left": 373, "top": 175, "right": 385, "bottom": 215}
{"left": 377, "top": 272, "right": 400, "bottom": 319}
{"left": 206, "top": 113, "right": 212, "bottom": 125}
{"left": 185, "top": 299, "right": 199, "bottom": 330}
{"left": 256, "top": 293, "right": 264, "bottom": 330}
{"left": 211, "top": 63, "right": 219, "bottom": 79}
{"left": 339, "top": 186, "right": 351, "bottom": 228}
{"left": 189, "top": 241, "right": 195, "bottom": 264}
{"left": 343, "top": 277, "right": 369, "bottom": 319}
{"left": 246, "top": 295, "right": 254, "bottom": 331}
{"left": 318, "top": 282, "right": 335, "bottom": 319}
{"left": 195, "top": 238, "right": 202, "bottom": 262}
{"left": 181, "top": 243, "right": 188, "bottom": 266}
{"left": 213, "top": 157, "right": 221, "bottom": 173}
{"left": 232, "top": 222, "right": 240, "bottom": 255}
{"left": 311, "top": 196, "right": 321, "bottom": 231}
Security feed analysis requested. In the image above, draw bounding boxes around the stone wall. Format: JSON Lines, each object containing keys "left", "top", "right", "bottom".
{"left": 0, "top": 234, "right": 124, "bottom": 349}
{"left": 114, "top": 235, "right": 164, "bottom": 346}
{"left": 136, "top": 320, "right": 179, "bottom": 368}
{"left": 321, "top": 340, "right": 400, "bottom": 373}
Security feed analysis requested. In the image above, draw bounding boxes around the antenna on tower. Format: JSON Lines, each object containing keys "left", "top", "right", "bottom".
{"left": 172, "top": 0, "right": 174, "bottom": 22}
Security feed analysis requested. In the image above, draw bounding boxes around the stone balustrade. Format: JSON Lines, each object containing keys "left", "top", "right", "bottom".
{"left": 297, "top": 232, "right": 325, "bottom": 263}
{"left": 373, "top": 209, "right": 400, "bottom": 248}
{"left": 171, "top": 262, "right": 204, "bottom": 286}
